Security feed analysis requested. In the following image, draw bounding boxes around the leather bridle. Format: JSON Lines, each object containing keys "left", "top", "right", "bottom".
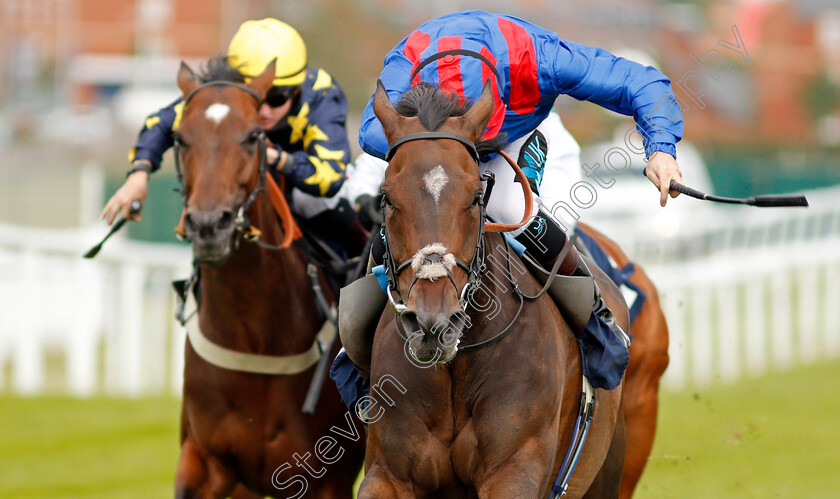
{"left": 172, "top": 80, "right": 269, "bottom": 243}
{"left": 380, "top": 131, "right": 532, "bottom": 323}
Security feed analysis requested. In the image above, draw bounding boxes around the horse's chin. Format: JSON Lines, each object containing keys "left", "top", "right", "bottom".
{"left": 191, "top": 241, "right": 233, "bottom": 267}
{"left": 407, "top": 336, "right": 460, "bottom": 366}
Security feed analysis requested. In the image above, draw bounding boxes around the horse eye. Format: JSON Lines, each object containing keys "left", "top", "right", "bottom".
{"left": 379, "top": 192, "right": 393, "bottom": 208}
{"left": 244, "top": 129, "right": 262, "bottom": 144}
{"left": 472, "top": 192, "right": 483, "bottom": 206}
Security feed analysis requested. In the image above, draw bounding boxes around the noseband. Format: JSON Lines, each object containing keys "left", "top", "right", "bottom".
{"left": 381, "top": 132, "right": 486, "bottom": 317}
{"left": 172, "top": 80, "right": 268, "bottom": 242}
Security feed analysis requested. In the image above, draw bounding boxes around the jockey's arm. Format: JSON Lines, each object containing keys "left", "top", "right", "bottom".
{"left": 358, "top": 52, "right": 414, "bottom": 159}
{"left": 101, "top": 99, "right": 181, "bottom": 224}
{"left": 544, "top": 38, "right": 685, "bottom": 204}
{"left": 279, "top": 82, "right": 350, "bottom": 197}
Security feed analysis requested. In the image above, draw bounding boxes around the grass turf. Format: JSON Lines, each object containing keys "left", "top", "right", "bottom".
{"left": 1, "top": 359, "right": 838, "bottom": 497}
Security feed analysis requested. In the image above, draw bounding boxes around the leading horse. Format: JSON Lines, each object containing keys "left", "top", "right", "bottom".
{"left": 172, "top": 59, "right": 364, "bottom": 498}
{"left": 357, "top": 81, "right": 631, "bottom": 498}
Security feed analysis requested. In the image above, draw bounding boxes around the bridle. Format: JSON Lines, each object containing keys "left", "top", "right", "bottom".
{"left": 172, "top": 80, "right": 269, "bottom": 245}
{"left": 381, "top": 131, "right": 534, "bottom": 352}
{"left": 381, "top": 132, "right": 485, "bottom": 319}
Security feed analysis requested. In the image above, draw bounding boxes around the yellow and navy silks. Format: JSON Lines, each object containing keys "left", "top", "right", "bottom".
{"left": 129, "top": 67, "right": 349, "bottom": 198}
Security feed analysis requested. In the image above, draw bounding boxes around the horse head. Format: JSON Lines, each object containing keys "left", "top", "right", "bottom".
{"left": 174, "top": 59, "right": 276, "bottom": 265}
{"left": 373, "top": 80, "right": 495, "bottom": 364}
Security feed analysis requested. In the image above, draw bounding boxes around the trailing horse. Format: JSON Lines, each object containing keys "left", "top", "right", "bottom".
{"left": 172, "top": 59, "right": 364, "bottom": 498}
{"left": 356, "top": 81, "right": 631, "bottom": 498}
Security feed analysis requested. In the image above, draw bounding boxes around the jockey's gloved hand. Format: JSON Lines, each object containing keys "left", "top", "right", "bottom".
{"left": 355, "top": 194, "right": 383, "bottom": 229}
{"left": 267, "top": 146, "right": 294, "bottom": 175}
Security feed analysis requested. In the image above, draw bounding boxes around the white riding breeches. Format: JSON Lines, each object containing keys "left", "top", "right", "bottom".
{"left": 481, "top": 110, "right": 581, "bottom": 235}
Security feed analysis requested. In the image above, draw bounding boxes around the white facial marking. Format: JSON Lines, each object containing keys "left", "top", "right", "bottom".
{"left": 411, "top": 243, "right": 457, "bottom": 281}
{"left": 205, "top": 103, "right": 230, "bottom": 124}
{"left": 423, "top": 165, "right": 449, "bottom": 205}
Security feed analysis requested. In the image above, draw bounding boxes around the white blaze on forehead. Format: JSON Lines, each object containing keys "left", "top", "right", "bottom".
{"left": 423, "top": 165, "right": 449, "bottom": 205}
{"left": 204, "top": 103, "right": 230, "bottom": 124}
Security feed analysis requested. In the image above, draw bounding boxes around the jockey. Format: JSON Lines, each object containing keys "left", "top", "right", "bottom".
{"left": 344, "top": 10, "right": 684, "bottom": 393}
{"left": 102, "top": 18, "right": 365, "bottom": 256}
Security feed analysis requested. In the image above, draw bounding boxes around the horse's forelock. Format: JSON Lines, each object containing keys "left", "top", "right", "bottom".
{"left": 394, "top": 83, "right": 506, "bottom": 154}
{"left": 198, "top": 54, "right": 247, "bottom": 84}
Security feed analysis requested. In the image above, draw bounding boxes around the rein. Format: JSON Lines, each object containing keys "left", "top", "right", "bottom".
{"left": 173, "top": 79, "right": 298, "bottom": 250}
{"left": 381, "top": 130, "right": 534, "bottom": 353}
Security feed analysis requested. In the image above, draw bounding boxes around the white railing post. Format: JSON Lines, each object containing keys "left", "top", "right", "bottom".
{"left": 117, "top": 263, "right": 146, "bottom": 396}
{"left": 690, "top": 284, "right": 714, "bottom": 386}
{"left": 716, "top": 281, "right": 739, "bottom": 383}
{"left": 770, "top": 270, "right": 794, "bottom": 369}
{"left": 14, "top": 250, "right": 45, "bottom": 394}
{"left": 796, "top": 264, "right": 819, "bottom": 363}
{"left": 661, "top": 286, "right": 687, "bottom": 390}
{"left": 68, "top": 258, "right": 103, "bottom": 396}
{"left": 743, "top": 276, "right": 767, "bottom": 376}
{"left": 824, "top": 261, "right": 840, "bottom": 356}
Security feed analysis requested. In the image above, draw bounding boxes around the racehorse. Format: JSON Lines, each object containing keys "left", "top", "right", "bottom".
{"left": 576, "top": 223, "right": 669, "bottom": 498}
{"left": 172, "top": 59, "right": 364, "bottom": 498}
{"left": 357, "top": 81, "right": 631, "bottom": 498}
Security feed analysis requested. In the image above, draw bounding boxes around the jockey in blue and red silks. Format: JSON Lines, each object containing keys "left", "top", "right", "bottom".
{"left": 340, "top": 10, "right": 685, "bottom": 395}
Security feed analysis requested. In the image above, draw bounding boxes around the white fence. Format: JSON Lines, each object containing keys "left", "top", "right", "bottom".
{"left": 0, "top": 224, "right": 191, "bottom": 396}
{"left": 1, "top": 187, "right": 839, "bottom": 395}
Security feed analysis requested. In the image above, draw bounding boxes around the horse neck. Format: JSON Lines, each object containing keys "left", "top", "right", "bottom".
{"left": 198, "top": 194, "right": 320, "bottom": 354}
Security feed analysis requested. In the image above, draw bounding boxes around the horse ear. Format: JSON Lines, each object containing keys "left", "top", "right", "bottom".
{"left": 372, "top": 80, "right": 401, "bottom": 140}
{"left": 460, "top": 80, "right": 495, "bottom": 141}
{"left": 177, "top": 62, "right": 199, "bottom": 97}
{"left": 248, "top": 59, "right": 277, "bottom": 100}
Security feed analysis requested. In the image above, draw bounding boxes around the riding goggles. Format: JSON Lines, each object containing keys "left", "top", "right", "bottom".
{"left": 264, "top": 86, "right": 297, "bottom": 107}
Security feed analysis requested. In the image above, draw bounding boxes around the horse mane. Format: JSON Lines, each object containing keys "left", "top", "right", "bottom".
{"left": 395, "top": 82, "right": 507, "bottom": 156}
{"left": 197, "top": 54, "right": 246, "bottom": 84}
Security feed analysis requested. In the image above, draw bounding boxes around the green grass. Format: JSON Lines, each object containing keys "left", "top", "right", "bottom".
{"left": 637, "top": 358, "right": 840, "bottom": 498}
{"left": 1, "top": 359, "right": 839, "bottom": 497}
{"left": 0, "top": 396, "right": 180, "bottom": 498}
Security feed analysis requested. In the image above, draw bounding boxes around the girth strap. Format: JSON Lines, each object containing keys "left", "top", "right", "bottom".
{"left": 182, "top": 289, "right": 336, "bottom": 375}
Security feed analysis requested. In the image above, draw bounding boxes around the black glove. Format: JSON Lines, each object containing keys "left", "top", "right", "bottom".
{"left": 355, "top": 194, "right": 383, "bottom": 229}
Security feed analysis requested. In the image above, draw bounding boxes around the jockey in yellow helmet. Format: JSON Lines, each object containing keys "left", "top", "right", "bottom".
{"left": 102, "top": 18, "right": 366, "bottom": 256}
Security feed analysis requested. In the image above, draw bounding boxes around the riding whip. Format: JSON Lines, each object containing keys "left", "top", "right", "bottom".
{"left": 83, "top": 200, "right": 142, "bottom": 259}
{"left": 644, "top": 168, "right": 809, "bottom": 208}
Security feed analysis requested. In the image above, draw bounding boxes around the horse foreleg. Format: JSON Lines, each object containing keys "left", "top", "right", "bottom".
{"left": 619, "top": 297, "right": 669, "bottom": 499}
{"left": 175, "top": 437, "right": 236, "bottom": 499}
{"left": 357, "top": 464, "right": 412, "bottom": 499}
{"left": 583, "top": 406, "right": 626, "bottom": 499}
{"left": 475, "top": 439, "right": 554, "bottom": 499}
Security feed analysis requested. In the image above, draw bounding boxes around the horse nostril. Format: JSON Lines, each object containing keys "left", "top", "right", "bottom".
{"left": 184, "top": 213, "right": 196, "bottom": 233}
{"left": 400, "top": 311, "right": 424, "bottom": 337}
{"left": 217, "top": 211, "right": 234, "bottom": 231}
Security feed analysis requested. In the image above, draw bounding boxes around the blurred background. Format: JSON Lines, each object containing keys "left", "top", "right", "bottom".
{"left": 0, "top": 0, "right": 838, "bottom": 497}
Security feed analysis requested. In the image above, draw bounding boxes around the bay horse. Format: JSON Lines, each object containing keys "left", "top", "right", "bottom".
{"left": 576, "top": 222, "right": 669, "bottom": 498}
{"left": 172, "top": 59, "right": 364, "bottom": 498}
{"left": 357, "top": 81, "right": 631, "bottom": 498}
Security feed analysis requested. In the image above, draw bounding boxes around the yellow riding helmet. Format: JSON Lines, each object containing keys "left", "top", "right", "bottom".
{"left": 227, "top": 18, "right": 307, "bottom": 86}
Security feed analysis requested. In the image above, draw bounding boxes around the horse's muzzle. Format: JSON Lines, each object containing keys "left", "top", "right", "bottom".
{"left": 400, "top": 308, "right": 466, "bottom": 364}
{"left": 184, "top": 209, "right": 237, "bottom": 265}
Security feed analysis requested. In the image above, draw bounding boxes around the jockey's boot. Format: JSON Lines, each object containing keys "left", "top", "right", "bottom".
{"left": 514, "top": 208, "right": 630, "bottom": 389}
